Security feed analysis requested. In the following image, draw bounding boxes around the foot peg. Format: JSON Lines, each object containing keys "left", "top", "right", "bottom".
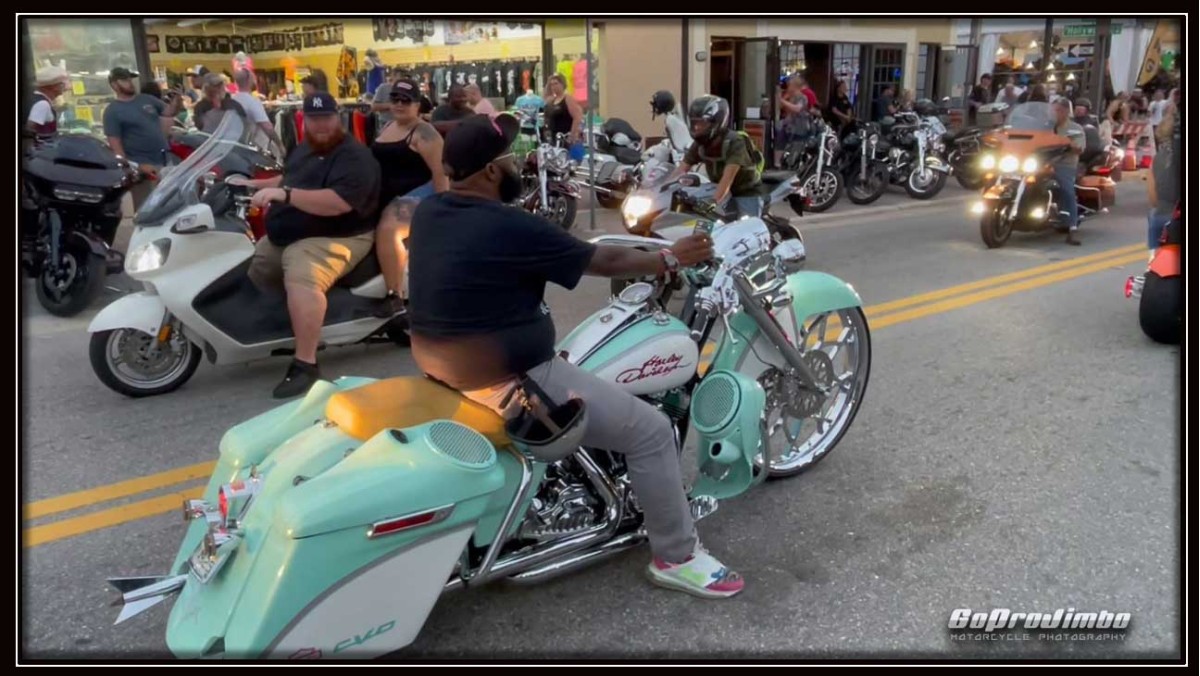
{"left": 689, "top": 495, "right": 719, "bottom": 522}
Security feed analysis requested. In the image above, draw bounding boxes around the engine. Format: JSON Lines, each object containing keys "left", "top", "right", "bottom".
{"left": 517, "top": 464, "right": 603, "bottom": 542}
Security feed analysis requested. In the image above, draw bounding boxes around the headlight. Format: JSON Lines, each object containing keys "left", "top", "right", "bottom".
{"left": 622, "top": 195, "right": 653, "bottom": 228}
{"left": 971, "top": 201, "right": 987, "bottom": 215}
{"left": 127, "top": 239, "right": 170, "bottom": 273}
{"left": 1022, "top": 157, "right": 1040, "bottom": 174}
{"left": 999, "top": 155, "right": 1020, "bottom": 174}
{"left": 53, "top": 187, "right": 105, "bottom": 204}
{"left": 980, "top": 154, "right": 997, "bottom": 170}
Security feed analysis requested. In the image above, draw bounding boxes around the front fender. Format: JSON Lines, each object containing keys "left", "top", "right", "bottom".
{"left": 550, "top": 179, "right": 580, "bottom": 198}
{"left": 925, "top": 156, "right": 952, "bottom": 173}
{"left": 67, "top": 228, "right": 113, "bottom": 258}
{"left": 88, "top": 291, "right": 165, "bottom": 335}
{"left": 713, "top": 270, "right": 863, "bottom": 377}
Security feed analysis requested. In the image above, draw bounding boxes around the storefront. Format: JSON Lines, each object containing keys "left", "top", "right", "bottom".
{"left": 685, "top": 19, "right": 957, "bottom": 165}
{"left": 21, "top": 17, "right": 147, "bottom": 136}
{"left": 954, "top": 18, "right": 1182, "bottom": 108}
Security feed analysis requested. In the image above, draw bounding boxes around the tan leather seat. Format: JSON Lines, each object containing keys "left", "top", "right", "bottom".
{"left": 325, "top": 376, "right": 510, "bottom": 446}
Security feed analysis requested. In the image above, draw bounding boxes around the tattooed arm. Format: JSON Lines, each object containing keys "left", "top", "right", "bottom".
{"left": 414, "top": 122, "right": 450, "bottom": 193}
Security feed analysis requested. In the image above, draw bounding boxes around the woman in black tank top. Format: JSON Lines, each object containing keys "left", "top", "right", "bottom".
{"left": 371, "top": 77, "right": 448, "bottom": 315}
{"left": 543, "top": 74, "right": 581, "bottom": 145}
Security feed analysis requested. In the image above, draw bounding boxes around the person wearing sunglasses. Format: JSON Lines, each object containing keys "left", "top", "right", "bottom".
{"left": 369, "top": 77, "right": 449, "bottom": 318}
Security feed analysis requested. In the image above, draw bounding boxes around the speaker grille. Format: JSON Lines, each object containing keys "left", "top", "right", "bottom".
{"left": 692, "top": 373, "right": 740, "bottom": 433}
{"left": 428, "top": 422, "right": 496, "bottom": 468}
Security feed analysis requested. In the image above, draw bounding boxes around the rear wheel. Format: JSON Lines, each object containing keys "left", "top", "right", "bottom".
{"left": 792, "top": 169, "right": 842, "bottom": 214}
{"left": 1138, "top": 272, "right": 1182, "bottom": 344}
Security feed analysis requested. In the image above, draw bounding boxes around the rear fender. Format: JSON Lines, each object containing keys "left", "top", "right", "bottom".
{"left": 1149, "top": 245, "right": 1180, "bottom": 278}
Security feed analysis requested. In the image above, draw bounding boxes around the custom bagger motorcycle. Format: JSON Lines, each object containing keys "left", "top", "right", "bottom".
{"left": 109, "top": 146, "right": 872, "bottom": 661}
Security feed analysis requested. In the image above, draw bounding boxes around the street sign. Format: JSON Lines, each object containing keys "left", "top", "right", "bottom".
{"left": 1067, "top": 44, "right": 1095, "bottom": 57}
{"left": 1063, "top": 24, "right": 1122, "bottom": 38}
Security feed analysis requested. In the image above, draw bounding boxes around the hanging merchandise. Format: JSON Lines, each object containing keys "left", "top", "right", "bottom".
{"left": 556, "top": 59, "right": 574, "bottom": 94}
{"left": 337, "top": 46, "right": 359, "bottom": 99}
{"left": 572, "top": 57, "right": 589, "bottom": 104}
{"left": 166, "top": 35, "right": 184, "bottom": 54}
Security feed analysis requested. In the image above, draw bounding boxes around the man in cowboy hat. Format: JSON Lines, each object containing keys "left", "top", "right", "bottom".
{"left": 26, "top": 66, "right": 69, "bottom": 147}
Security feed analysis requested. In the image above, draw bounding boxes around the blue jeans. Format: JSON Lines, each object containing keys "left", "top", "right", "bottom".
{"left": 403, "top": 180, "right": 436, "bottom": 200}
{"left": 733, "top": 196, "right": 762, "bottom": 219}
{"left": 1147, "top": 207, "right": 1172, "bottom": 249}
{"left": 1053, "top": 163, "right": 1079, "bottom": 230}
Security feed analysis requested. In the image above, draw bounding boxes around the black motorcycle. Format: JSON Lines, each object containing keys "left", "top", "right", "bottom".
{"left": 877, "top": 109, "right": 950, "bottom": 200}
{"left": 779, "top": 119, "right": 843, "bottom": 214}
{"left": 833, "top": 122, "right": 890, "bottom": 205}
{"left": 21, "top": 135, "right": 140, "bottom": 317}
{"left": 943, "top": 125, "right": 993, "bottom": 190}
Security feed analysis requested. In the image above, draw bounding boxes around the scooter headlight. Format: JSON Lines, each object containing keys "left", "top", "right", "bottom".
{"left": 622, "top": 195, "right": 654, "bottom": 229}
{"left": 127, "top": 239, "right": 171, "bottom": 273}
{"left": 1022, "top": 157, "right": 1040, "bottom": 174}
{"left": 999, "top": 155, "right": 1020, "bottom": 174}
{"left": 980, "top": 154, "right": 997, "bottom": 170}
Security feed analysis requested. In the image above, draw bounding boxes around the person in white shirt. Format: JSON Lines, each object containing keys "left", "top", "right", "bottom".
{"left": 1147, "top": 89, "right": 1167, "bottom": 138}
{"left": 27, "top": 66, "right": 69, "bottom": 147}
{"left": 232, "top": 69, "right": 285, "bottom": 157}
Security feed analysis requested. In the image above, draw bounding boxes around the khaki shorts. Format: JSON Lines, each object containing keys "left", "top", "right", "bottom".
{"left": 248, "top": 232, "right": 375, "bottom": 293}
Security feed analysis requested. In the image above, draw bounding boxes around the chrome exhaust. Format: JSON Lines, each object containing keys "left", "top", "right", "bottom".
{"left": 445, "top": 449, "right": 623, "bottom": 592}
{"left": 504, "top": 529, "right": 648, "bottom": 586}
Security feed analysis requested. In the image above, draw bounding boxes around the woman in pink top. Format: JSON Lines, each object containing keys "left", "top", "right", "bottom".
{"left": 465, "top": 84, "right": 496, "bottom": 116}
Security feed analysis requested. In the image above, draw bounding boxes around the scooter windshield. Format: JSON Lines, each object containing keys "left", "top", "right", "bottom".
{"left": 135, "top": 113, "right": 246, "bottom": 225}
{"left": 1006, "top": 103, "right": 1056, "bottom": 131}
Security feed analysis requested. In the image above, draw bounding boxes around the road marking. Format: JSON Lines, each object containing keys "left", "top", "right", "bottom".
{"left": 21, "top": 244, "right": 1149, "bottom": 548}
{"left": 23, "top": 486, "right": 205, "bottom": 549}
{"left": 24, "top": 461, "right": 215, "bottom": 520}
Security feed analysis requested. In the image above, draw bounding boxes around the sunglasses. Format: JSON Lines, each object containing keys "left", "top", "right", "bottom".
{"left": 389, "top": 92, "right": 418, "bottom": 104}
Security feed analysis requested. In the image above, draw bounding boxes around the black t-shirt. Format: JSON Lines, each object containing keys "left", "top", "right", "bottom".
{"left": 829, "top": 94, "right": 853, "bottom": 130}
{"left": 264, "top": 136, "right": 381, "bottom": 246}
{"left": 873, "top": 94, "right": 894, "bottom": 122}
{"left": 407, "top": 192, "right": 597, "bottom": 390}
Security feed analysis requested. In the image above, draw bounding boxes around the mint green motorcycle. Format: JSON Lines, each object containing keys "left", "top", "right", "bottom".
{"left": 108, "top": 211, "right": 871, "bottom": 660}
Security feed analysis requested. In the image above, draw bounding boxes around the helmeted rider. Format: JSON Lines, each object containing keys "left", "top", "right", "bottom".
{"left": 669, "top": 94, "right": 764, "bottom": 219}
{"left": 650, "top": 89, "right": 693, "bottom": 157}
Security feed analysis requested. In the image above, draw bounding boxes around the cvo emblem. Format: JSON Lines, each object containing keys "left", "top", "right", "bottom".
{"left": 334, "top": 620, "right": 397, "bottom": 653}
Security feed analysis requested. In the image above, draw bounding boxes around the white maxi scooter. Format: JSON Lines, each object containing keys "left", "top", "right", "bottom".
{"left": 87, "top": 115, "right": 408, "bottom": 398}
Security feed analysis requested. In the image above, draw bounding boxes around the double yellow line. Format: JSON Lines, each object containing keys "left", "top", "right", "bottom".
{"left": 22, "top": 243, "right": 1148, "bottom": 549}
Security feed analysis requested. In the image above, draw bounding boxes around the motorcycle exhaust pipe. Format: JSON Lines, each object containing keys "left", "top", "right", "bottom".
{"left": 503, "top": 529, "right": 648, "bottom": 586}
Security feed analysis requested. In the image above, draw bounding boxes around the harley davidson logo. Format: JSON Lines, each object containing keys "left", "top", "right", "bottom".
{"left": 616, "top": 354, "right": 691, "bottom": 384}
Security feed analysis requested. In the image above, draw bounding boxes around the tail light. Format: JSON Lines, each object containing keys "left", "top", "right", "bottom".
{"left": 367, "top": 506, "right": 454, "bottom": 539}
{"left": 1096, "top": 167, "right": 1111, "bottom": 176}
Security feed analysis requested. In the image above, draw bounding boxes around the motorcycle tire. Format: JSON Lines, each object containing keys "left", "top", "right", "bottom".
{"left": 845, "top": 168, "right": 888, "bottom": 205}
{"left": 549, "top": 193, "right": 578, "bottom": 231}
{"left": 955, "top": 172, "right": 986, "bottom": 190}
{"left": 89, "top": 329, "right": 202, "bottom": 397}
{"left": 790, "top": 169, "right": 843, "bottom": 215}
{"left": 35, "top": 246, "right": 106, "bottom": 318}
{"left": 980, "top": 208, "right": 1012, "bottom": 249}
{"left": 905, "top": 166, "right": 947, "bottom": 200}
{"left": 1138, "top": 272, "right": 1182, "bottom": 344}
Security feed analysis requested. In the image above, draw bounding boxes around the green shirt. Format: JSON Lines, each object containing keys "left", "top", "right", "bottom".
{"left": 1053, "top": 120, "right": 1085, "bottom": 168}
{"left": 684, "top": 129, "right": 761, "bottom": 195}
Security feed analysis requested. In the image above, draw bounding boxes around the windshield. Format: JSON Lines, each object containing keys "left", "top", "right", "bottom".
{"left": 1006, "top": 102, "right": 1056, "bottom": 131}
{"left": 135, "top": 113, "right": 245, "bottom": 225}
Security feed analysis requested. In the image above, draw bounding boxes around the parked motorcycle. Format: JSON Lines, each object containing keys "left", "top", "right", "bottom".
{"left": 779, "top": 119, "right": 843, "bottom": 214}
{"left": 878, "top": 107, "right": 951, "bottom": 200}
{"left": 518, "top": 135, "right": 580, "bottom": 230}
{"left": 108, "top": 184, "right": 871, "bottom": 660}
{"left": 86, "top": 115, "right": 407, "bottom": 398}
{"left": 832, "top": 122, "right": 889, "bottom": 205}
{"left": 20, "top": 134, "right": 140, "bottom": 316}
{"left": 946, "top": 103, "right": 1008, "bottom": 190}
{"left": 1125, "top": 203, "right": 1181, "bottom": 344}
{"left": 972, "top": 102, "right": 1115, "bottom": 249}
{"left": 572, "top": 118, "right": 647, "bottom": 209}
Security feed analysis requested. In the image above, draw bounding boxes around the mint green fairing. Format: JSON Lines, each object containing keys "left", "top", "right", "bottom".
{"left": 165, "top": 420, "right": 505, "bottom": 658}
{"left": 711, "top": 270, "right": 863, "bottom": 374}
{"left": 558, "top": 312, "right": 691, "bottom": 373}
{"left": 687, "top": 369, "right": 766, "bottom": 499}
{"left": 169, "top": 377, "right": 378, "bottom": 575}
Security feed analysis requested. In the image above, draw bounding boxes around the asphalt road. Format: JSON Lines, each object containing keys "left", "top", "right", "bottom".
{"left": 19, "top": 178, "right": 1181, "bottom": 660}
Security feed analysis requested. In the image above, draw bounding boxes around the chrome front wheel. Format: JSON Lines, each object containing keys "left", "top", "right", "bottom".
{"left": 755, "top": 307, "right": 872, "bottom": 476}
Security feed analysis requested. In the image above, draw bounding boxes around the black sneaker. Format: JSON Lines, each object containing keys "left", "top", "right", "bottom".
{"left": 273, "top": 359, "right": 321, "bottom": 399}
{"left": 372, "top": 292, "right": 406, "bottom": 319}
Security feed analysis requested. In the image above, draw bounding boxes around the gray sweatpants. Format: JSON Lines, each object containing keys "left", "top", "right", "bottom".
{"left": 460, "top": 357, "right": 698, "bottom": 563}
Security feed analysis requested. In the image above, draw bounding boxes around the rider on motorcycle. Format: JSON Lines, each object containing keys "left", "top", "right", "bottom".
{"left": 406, "top": 113, "right": 745, "bottom": 599}
{"left": 669, "top": 95, "right": 763, "bottom": 219}
{"left": 1052, "top": 97, "right": 1085, "bottom": 246}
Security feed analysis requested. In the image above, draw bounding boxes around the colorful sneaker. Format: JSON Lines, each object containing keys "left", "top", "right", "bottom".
{"left": 646, "top": 544, "right": 745, "bottom": 599}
